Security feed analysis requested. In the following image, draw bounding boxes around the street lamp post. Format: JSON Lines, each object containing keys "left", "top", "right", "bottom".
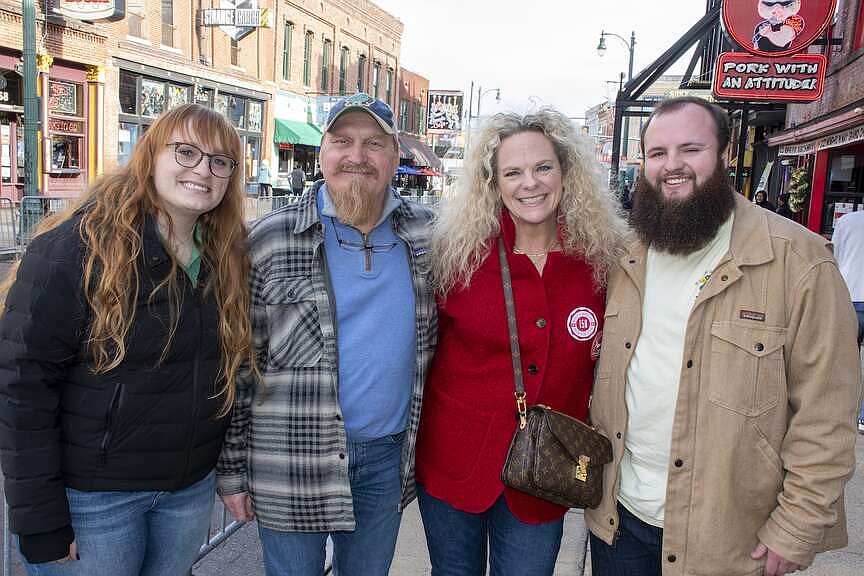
{"left": 465, "top": 82, "right": 501, "bottom": 154}
{"left": 473, "top": 85, "right": 501, "bottom": 119}
{"left": 597, "top": 30, "right": 636, "bottom": 161}
{"left": 23, "top": 0, "right": 38, "bottom": 197}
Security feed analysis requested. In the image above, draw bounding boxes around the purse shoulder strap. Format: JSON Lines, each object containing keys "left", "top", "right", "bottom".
{"left": 498, "top": 237, "right": 528, "bottom": 428}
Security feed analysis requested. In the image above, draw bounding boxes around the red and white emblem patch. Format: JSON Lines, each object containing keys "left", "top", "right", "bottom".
{"left": 567, "top": 307, "right": 598, "bottom": 342}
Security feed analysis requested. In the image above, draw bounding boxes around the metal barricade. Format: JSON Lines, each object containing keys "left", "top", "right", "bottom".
{"left": 3, "top": 503, "right": 11, "bottom": 576}
{"left": 17, "top": 196, "right": 75, "bottom": 249}
{"left": 193, "top": 502, "right": 244, "bottom": 565}
{"left": 0, "top": 199, "right": 18, "bottom": 260}
{"left": 251, "top": 189, "right": 301, "bottom": 221}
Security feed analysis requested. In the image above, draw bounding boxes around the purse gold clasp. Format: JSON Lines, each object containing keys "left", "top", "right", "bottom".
{"left": 515, "top": 392, "right": 528, "bottom": 430}
{"left": 575, "top": 455, "right": 590, "bottom": 482}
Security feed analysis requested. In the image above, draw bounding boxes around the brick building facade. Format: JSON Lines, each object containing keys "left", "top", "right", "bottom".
{"left": 396, "top": 67, "right": 440, "bottom": 176}
{"left": 397, "top": 67, "right": 427, "bottom": 138}
{"left": 0, "top": 0, "right": 108, "bottom": 199}
{"left": 0, "top": 0, "right": 404, "bottom": 196}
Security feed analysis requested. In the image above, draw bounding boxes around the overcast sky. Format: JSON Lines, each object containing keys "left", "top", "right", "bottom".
{"left": 372, "top": 0, "right": 708, "bottom": 120}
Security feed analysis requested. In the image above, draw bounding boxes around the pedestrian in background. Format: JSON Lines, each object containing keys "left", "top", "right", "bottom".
{"left": 258, "top": 158, "right": 272, "bottom": 196}
{"left": 217, "top": 93, "right": 436, "bottom": 576}
{"left": 290, "top": 163, "right": 306, "bottom": 195}
{"left": 587, "top": 97, "right": 859, "bottom": 576}
{"left": 831, "top": 208, "right": 864, "bottom": 434}
{"left": 415, "top": 108, "right": 627, "bottom": 575}
{"left": 776, "top": 192, "right": 795, "bottom": 220}
{"left": 754, "top": 188, "right": 776, "bottom": 211}
{"left": 0, "top": 103, "right": 255, "bottom": 576}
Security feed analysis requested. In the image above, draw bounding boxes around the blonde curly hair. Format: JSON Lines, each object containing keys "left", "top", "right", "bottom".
{"left": 432, "top": 107, "right": 629, "bottom": 295}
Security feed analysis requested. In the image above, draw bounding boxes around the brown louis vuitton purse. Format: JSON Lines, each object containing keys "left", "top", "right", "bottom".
{"left": 497, "top": 238, "right": 612, "bottom": 509}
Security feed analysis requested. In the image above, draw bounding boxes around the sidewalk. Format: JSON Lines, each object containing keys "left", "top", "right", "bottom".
{"left": 192, "top": 437, "right": 864, "bottom": 575}
{"left": 191, "top": 503, "right": 589, "bottom": 576}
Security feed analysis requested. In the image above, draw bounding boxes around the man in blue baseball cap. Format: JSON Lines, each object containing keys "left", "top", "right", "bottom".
{"left": 217, "top": 93, "right": 436, "bottom": 576}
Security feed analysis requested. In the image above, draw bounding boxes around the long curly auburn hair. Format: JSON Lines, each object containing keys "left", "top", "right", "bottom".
{"left": 2, "top": 103, "right": 254, "bottom": 416}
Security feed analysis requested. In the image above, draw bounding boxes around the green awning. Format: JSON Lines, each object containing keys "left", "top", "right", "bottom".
{"left": 274, "top": 120, "right": 323, "bottom": 147}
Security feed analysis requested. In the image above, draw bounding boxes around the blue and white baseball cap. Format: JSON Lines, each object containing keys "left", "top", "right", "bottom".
{"left": 324, "top": 92, "right": 396, "bottom": 135}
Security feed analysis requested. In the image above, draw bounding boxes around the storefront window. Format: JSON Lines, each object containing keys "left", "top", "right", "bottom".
{"left": 16, "top": 128, "right": 23, "bottom": 183}
{"left": 168, "top": 85, "right": 189, "bottom": 109}
{"left": 195, "top": 86, "right": 213, "bottom": 107}
{"left": 246, "top": 137, "right": 259, "bottom": 195}
{"left": 822, "top": 148, "right": 864, "bottom": 234}
{"left": 48, "top": 81, "right": 80, "bottom": 116}
{"left": 215, "top": 93, "right": 229, "bottom": 117}
{"left": 1, "top": 124, "right": 11, "bottom": 183}
{"left": 228, "top": 96, "right": 246, "bottom": 129}
{"left": 119, "top": 71, "right": 137, "bottom": 114}
{"left": 278, "top": 146, "right": 292, "bottom": 174}
{"left": 51, "top": 135, "right": 81, "bottom": 171}
{"left": 118, "top": 122, "right": 139, "bottom": 166}
{"left": 247, "top": 101, "right": 262, "bottom": 132}
{"left": 141, "top": 78, "right": 166, "bottom": 118}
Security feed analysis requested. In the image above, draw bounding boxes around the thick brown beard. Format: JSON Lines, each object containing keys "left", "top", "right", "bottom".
{"left": 329, "top": 175, "right": 386, "bottom": 228}
{"left": 629, "top": 162, "right": 736, "bottom": 255}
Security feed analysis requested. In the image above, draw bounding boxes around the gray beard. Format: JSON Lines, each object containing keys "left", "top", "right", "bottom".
{"left": 329, "top": 177, "right": 386, "bottom": 229}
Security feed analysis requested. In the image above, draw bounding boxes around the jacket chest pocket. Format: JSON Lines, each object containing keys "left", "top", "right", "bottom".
{"left": 263, "top": 276, "right": 323, "bottom": 369}
{"left": 708, "top": 321, "right": 786, "bottom": 417}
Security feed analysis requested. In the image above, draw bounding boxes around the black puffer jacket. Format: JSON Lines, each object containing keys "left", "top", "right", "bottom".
{"left": 0, "top": 214, "right": 229, "bottom": 563}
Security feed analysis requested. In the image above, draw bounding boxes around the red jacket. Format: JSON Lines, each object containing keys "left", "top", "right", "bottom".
{"left": 416, "top": 212, "right": 604, "bottom": 523}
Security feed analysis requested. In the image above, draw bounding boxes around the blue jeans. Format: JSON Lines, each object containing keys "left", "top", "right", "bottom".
{"left": 258, "top": 431, "right": 404, "bottom": 576}
{"left": 21, "top": 471, "right": 215, "bottom": 576}
{"left": 589, "top": 502, "right": 663, "bottom": 576}
{"left": 853, "top": 302, "right": 864, "bottom": 346}
{"left": 417, "top": 485, "right": 564, "bottom": 576}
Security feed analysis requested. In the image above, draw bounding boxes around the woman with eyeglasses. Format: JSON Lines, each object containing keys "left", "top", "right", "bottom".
{"left": 0, "top": 103, "right": 255, "bottom": 576}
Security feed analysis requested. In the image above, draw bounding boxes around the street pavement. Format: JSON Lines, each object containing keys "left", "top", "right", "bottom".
{"left": 190, "top": 501, "right": 590, "bottom": 576}
{"left": 190, "top": 433, "right": 864, "bottom": 575}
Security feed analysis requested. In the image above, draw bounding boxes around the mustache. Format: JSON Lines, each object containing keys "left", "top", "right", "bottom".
{"left": 336, "top": 162, "right": 378, "bottom": 177}
{"left": 660, "top": 170, "right": 693, "bottom": 180}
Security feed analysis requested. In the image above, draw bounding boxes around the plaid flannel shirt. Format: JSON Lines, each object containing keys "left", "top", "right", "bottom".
{"left": 216, "top": 182, "right": 437, "bottom": 532}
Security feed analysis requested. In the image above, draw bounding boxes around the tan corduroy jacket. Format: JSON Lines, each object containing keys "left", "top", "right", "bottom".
{"left": 586, "top": 195, "right": 860, "bottom": 576}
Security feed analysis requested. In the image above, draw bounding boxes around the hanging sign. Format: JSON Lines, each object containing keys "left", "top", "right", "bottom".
{"left": 197, "top": 1, "right": 270, "bottom": 41}
{"left": 713, "top": 52, "right": 826, "bottom": 101}
{"left": 426, "top": 91, "right": 464, "bottom": 134}
{"left": 48, "top": 119, "right": 85, "bottom": 134}
{"left": 55, "top": 0, "right": 126, "bottom": 22}
{"left": 721, "top": 0, "right": 836, "bottom": 57}
{"left": 0, "top": 72, "right": 21, "bottom": 106}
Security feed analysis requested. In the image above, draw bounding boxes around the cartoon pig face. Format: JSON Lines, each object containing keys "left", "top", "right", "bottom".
{"left": 758, "top": 0, "right": 801, "bottom": 25}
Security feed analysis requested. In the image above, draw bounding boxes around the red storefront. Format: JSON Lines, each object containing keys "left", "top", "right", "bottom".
{"left": 0, "top": 1, "right": 106, "bottom": 201}
{"left": 770, "top": 112, "right": 864, "bottom": 236}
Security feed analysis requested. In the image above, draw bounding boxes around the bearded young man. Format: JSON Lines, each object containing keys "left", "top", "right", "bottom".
{"left": 216, "top": 94, "right": 436, "bottom": 576}
{"left": 586, "top": 97, "right": 860, "bottom": 576}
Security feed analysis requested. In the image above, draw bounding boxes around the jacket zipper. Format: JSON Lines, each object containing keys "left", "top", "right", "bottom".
{"left": 99, "top": 381, "right": 124, "bottom": 464}
{"left": 181, "top": 281, "right": 203, "bottom": 484}
{"left": 362, "top": 232, "right": 373, "bottom": 272}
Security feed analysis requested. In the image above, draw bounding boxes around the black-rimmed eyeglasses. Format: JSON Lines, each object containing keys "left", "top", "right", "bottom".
{"left": 329, "top": 217, "right": 397, "bottom": 254}
{"left": 167, "top": 142, "right": 237, "bottom": 179}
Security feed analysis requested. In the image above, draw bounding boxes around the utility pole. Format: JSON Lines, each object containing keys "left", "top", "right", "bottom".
{"left": 23, "top": 0, "right": 39, "bottom": 196}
